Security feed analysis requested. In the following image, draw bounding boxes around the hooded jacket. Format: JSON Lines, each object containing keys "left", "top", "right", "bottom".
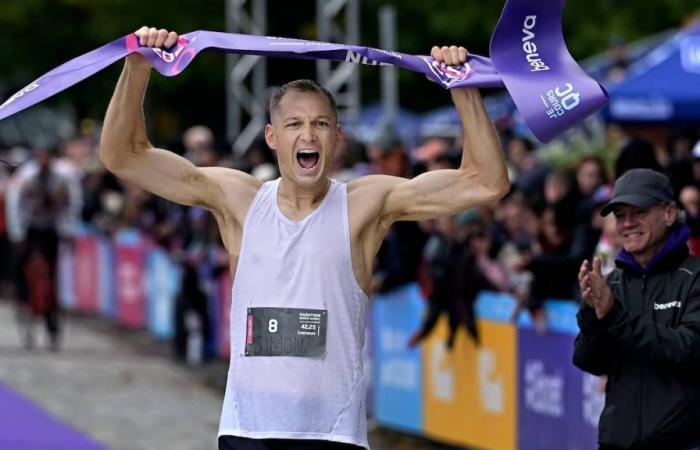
{"left": 573, "top": 224, "right": 700, "bottom": 450}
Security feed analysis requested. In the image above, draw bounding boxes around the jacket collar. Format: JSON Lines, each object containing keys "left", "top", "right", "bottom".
{"left": 615, "top": 224, "right": 690, "bottom": 275}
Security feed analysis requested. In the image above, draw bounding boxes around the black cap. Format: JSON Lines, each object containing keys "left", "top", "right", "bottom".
{"left": 600, "top": 168, "right": 674, "bottom": 216}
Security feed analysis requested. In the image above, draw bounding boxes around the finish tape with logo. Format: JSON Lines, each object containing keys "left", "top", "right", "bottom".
{"left": 0, "top": 0, "right": 608, "bottom": 143}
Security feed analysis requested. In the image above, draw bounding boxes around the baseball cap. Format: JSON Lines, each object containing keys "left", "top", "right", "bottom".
{"left": 600, "top": 168, "right": 674, "bottom": 216}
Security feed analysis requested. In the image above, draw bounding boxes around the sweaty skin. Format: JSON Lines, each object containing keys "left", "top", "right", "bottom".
{"left": 100, "top": 26, "right": 510, "bottom": 295}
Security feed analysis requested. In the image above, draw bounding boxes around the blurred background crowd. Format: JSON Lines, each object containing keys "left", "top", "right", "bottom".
{"left": 2, "top": 87, "right": 700, "bottom": 356}
{"left": 0, "top": 1, "right": 699, "bottom": 358}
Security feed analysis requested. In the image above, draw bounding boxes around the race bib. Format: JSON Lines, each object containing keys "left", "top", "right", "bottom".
{"left": 245, "top": 307, "right": 327, "bottom": 357}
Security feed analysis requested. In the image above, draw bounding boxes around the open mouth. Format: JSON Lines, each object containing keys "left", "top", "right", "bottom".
{"left": 296, "top": 150, "right": 320, "bottom": 170}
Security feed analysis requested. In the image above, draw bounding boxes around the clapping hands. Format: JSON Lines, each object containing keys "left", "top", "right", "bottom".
{"left": 579, "top": 257, "right": 614, "bottom": 319}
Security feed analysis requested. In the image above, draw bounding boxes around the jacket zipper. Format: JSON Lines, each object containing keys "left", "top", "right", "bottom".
{"left": 638, "top": 274, "right": 647, "bottom": 445}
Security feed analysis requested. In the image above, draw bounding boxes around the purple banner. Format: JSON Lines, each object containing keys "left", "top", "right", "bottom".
{"left": 518, "top": 329, "right": 573, "bottom": 450}
{"left": 567, "top": 366, "right": 605, "bottom": 450}
{"left": 0, "top": 0, "right": 607, "bottom": 142}
{"left": 518, "top": 314, "right": 603, "bottom": 449}
{"left": 490, "top": 0, "right": 608, "bottom": 142}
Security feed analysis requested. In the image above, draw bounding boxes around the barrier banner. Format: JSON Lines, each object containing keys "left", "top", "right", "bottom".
{"left": 547, "top": 300, "right": 603, "bottom": 449}
{"left": 518, "top": 328, "right": 573, "bottom": 449}
{"left": 423, "top": 313, "right": 517, "bottom": 449}
{"left": 114, "top": 229, "right": 147, "bottom": 328}
{"left": 73, "top": 235, "right": 100, "bottom": 313}
{"left": 98, "top": 237, "right": 116, "bottom": 318}
{"left": 0, "top": 0, "right": 607, "bottom": 143}
{"left": 57, "top": 241, "right": 75, "bottom": 308}
{"left": 217, "top": 272, "right": 233, "bottom": 358}
{"left": 372, "top": 283, "right": 425, "bottom": 433}
{"left": 517, "top": 300, "right": 603, "bottom": 450}
{"left": 567, "top": 369, "right": 605, "bottom": 450}
{"left": 145, "top": 248, "right": 180, "bottom": 339}
{"left": 422, "top": 316, "right": 473, "bottom": 446}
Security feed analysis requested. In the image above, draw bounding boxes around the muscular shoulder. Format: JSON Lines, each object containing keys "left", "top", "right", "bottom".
{"left": 347, "top": 174, "right": 402, "bottom": 191}
{"left": 200, "top": 167, "right": 263, "bottom": 224}
{"left": 347, "top": 174, "right": 404, "bottom": 226}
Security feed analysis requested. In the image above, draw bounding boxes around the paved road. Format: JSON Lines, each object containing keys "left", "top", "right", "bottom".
{"left": 0, "top": 300, "right": 461, "bottom": 450}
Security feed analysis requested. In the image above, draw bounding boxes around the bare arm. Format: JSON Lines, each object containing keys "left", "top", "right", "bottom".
{"left": 378, "top": 47, "right": 509, "bottom": 222}
{"left": 100, "top": 28, "right": 259, "bottom": 222}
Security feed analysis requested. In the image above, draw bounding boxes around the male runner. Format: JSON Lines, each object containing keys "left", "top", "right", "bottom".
{"left": 100, "top": 26, "right": 509, "bottom": 450}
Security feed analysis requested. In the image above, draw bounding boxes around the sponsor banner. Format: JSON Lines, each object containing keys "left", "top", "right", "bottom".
{"left": 559, "top": 301, "right": 604, "bottom": 450}
{"left": 609, "top": 96, "right": 674, "bottom": 121}
{"left": 113, "top": 229, "right": 147, "bottom": 328}
{"left": 217, "top": 272, "right": 233, "bottom": 358}
{"left": 548, "top": 300, "right": 603, "bottom": 448}
{"left": 566, "top": 363, "right": 605, "bottom": 450}
{"left": 476, "top": 290, "right": 517, "bottom": 323}
{"left": 145, "top": 248, "right": 180, "bottom": 339}
{"left": 423, "top": 317, "right": 516, "bottom": 450}
{"left": 372, "top": 283, "right": 425, "bottom": 433}
{"left": 57, "top": 241, "right": 74, "bottom": 308}
{"left": 98, "top": 237, "right": 116, "bottom": 318}
{"left": 518, "top": 329, "right": 572, "bottom": 449}
{"left": 518, "top": 299, "right": 602, "bottom": 449}
{"left": 0, "top": 0, "right": 606, "bottom": 143}
{"left": 489, "top": 0, "right": 608, "bottom": 141}
{"left": 73, "top": 235, "right": 100, "bottom": 313}
{"left": 518, "top": 299, "right": 579, "bottom": 334}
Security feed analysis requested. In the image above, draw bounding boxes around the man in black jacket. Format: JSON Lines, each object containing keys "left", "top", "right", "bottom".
{"left": 574, "top": 169, "right": 700, "bottom": 450}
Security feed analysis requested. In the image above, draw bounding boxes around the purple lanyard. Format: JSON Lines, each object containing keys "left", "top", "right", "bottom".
{"left": 0, "top": 0, "right": 607, "bottom": 143}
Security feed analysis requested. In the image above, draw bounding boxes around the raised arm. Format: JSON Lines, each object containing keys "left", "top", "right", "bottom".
{"left": 379, "top": 46, "right": 509, "bottom": 222}
{"left": 100, "top": 27, "right": 259, "bottom": 218}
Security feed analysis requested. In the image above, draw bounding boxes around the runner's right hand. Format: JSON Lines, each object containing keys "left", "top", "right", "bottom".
{"left": 134, "top": 26, "right": 179, "bottom": 48}
{"left": 127, "top": 26, "right": 179, "bottom": 66}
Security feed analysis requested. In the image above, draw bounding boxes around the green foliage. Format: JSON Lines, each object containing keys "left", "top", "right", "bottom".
{"left": 0, "top": 0, "right": 228, "bottom": 140}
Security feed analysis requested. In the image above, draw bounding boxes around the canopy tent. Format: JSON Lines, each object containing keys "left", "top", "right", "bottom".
{"left": 419, "top": 94, "right": 516, "bottom": 138}
{"left": 344, "top": 97, "right": 516, "bottom": 146}
{"left": 342, "top": 104, "right": 423, "bottom": 145}
{"left": 605, "top": 22, "right": 700, "bottom": 122}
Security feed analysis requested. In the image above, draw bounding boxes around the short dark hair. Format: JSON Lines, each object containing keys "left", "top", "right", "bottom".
{"left": 269, "top": 79, "right": 337, "bottom": 120}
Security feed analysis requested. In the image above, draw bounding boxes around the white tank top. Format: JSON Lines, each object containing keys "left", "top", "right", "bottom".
{"left": 218, "top": 178, "right": 369, "bottom": 449}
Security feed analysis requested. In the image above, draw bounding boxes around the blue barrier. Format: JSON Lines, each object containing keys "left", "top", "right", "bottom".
{"left": 98, "top": 237, "right": 115, "bottom": 318}
{"left": 372, "top": 289, "right": 605, "bottom": 450}
{"left": 372, "top": 283, "right": 425, "bottom": 433}
{"left": 145, "top": 248, "right": 180, "bottom": 339}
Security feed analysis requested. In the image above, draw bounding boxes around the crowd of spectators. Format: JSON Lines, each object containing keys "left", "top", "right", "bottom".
{"left": 1, "top": 112, "right": 699, "bottom": 353}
